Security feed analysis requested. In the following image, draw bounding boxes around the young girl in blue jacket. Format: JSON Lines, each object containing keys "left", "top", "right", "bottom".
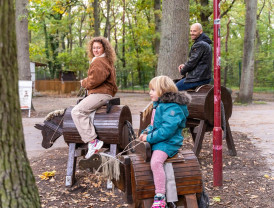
{"left": 139, "top": 75, "right": 191, "bottom": 208}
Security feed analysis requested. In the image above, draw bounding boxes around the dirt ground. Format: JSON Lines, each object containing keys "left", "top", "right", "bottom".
{"left": 26, "top": 92, "right": 274, "bottom": 208}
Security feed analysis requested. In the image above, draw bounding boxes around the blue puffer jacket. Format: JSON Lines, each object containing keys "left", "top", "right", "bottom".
{"left": 144, "top": 91, "right": 191, "bottom": 157}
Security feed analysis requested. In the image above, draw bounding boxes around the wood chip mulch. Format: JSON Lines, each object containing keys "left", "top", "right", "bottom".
{"left": 30, "top": 131, "right": 274, "bottom": 208}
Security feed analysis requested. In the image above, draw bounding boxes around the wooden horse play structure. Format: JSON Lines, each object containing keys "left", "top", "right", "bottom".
{"left": 35, "top": 83, "right": 237, "bottom": 207}
{"left": 139, "top": 84, "right": 237, "bottom": 157}
{"left": 35, "top": 97, "right": 133, "bottom": 186}
{"left": 35, "top": 95, "right": 206, "bottom": 207}
{"left": 117, "top": 144, "right": 204, "bottom": 208}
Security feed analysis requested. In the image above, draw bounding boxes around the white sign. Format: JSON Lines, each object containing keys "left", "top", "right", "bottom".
{"left": 19, "top": 80, "right": 32, "bottom": 117}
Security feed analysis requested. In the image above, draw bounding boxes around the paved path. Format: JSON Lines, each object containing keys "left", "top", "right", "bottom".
{"left": 23, "top": 102, "right": 274, "bottom": 176}
{"left": 229, "top": 102, "right": 274, "bottom": 175}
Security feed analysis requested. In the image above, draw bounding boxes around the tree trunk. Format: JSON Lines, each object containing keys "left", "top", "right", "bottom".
{"left": 157, "top": 0, "right": 189, "bottom": 78}
{"left": 78, "top": 4, "right": 87, "bottom": 48}
{"left": 15, "top": 0, "right": 31, "bottom": 80}
{"left": 153, "top": 0, "right": 161, "bottom": 56}
{"left": 126, "top": 10, "right": 142, "bottom": 85}
{"left": 224, "top": 19, "right": 231, "bottom": 87}
{"left": 43, "top": 20, "right": 54, "bottom": 78}
{"left": 268, "top": 1, "right": 272, "bottom": 58}
{"left": 104, "top": 0, "right": 111, "bottom": 40}
{"left": 200, "top": 0, "right": 210, "bottom": 33}
{"left": 68, "top": 6, "right": 73, "bottom": 53}
{"left": 239, "top": 0, "right": 258, "bottom": 103}
{"left": 0, "top": 0, "right": 40, "bottom": 207}
{"left": 93, "top": 0, "right": 100, "bottom": 36}
{"left": 122, "top": 0, "right": 126, "bottom": 69}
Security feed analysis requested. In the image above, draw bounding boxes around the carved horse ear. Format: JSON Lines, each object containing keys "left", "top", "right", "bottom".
{"left": 34, "top": 124, "right": 44, "bottom": 130}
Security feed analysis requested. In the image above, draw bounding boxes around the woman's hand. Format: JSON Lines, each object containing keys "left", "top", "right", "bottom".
{"left": 139, "top": 134, "right": 147, "bottom": 142}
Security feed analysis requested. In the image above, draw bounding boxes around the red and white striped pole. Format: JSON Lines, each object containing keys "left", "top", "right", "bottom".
{"left": 213, "top": 0, "right": 223, "bottom": 186}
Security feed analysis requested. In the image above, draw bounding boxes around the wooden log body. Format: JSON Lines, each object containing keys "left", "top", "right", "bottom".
{"left": 187, "top": 84, "right": 232, "bottom": 125}
{"left": 62, "top": 105, "right": 132, "bottom": 149}
{"left": 128, "top": 150, "right": 203, "bottom": 202}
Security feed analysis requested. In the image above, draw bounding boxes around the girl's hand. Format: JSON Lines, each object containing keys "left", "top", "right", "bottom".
{"left": 139, "top": 134, "right": 147, "bottom": 142}
{"left": 138, "top": 134, "right": 143, "bottom": 141}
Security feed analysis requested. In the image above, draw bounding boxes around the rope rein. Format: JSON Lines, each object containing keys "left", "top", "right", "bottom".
{"left": 95, "top": 138, "right": 145, "bottom": 175}
{"left": 94, "top": 122, "right": 144, "bottom": 177}
{"left": 48, "top": 116, "right": 64, "bottom": 145}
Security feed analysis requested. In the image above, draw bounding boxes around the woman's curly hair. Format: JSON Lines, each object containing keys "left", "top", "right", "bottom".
{"left": 87, "top": 36, "right": 116, "bottom": 66}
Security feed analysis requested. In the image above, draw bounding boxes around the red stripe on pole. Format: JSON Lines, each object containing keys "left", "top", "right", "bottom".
{"left": 213, "top": 0, "right": 223, "bottom": 186}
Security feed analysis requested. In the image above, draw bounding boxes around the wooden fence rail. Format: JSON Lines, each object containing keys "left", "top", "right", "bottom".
{"left": 35, "top": 80, "right": 81, "bottom": 94}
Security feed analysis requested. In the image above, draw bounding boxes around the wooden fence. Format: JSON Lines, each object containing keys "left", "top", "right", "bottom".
{"left": 35, "top": 80, "right": 81, "bottom": 94}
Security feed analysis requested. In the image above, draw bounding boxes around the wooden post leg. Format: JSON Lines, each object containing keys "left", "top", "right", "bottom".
{"left": 189, "top": 127, "right": 196, "bottom": 143}
{"left": 225, "top": 121, "right": 237, "bottom": 156}
{"left": 193, "top": 120, "right": 207, "bottom": 157}
{"left": 183, "top": 194, "right": 198, "bottom": 208}
{"left": 66, "top": 143, "right": 77, "bottom": 187}
{"left": 107, "top": 144, "right": 117, "bottom": 189}
{"left": 123, "top": 156, "right": 133, "bottom": 204}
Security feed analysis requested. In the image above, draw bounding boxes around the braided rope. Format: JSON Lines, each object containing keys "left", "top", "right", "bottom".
{"left": 94, "top": 122, "right": 145, "bottom": 178}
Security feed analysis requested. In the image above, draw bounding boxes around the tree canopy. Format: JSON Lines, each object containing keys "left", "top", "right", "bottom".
{"left": 28, "top": 0, "right": 273, "bottom": 90}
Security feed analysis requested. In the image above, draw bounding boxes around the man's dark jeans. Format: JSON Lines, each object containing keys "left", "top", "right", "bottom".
{"left": 176, "top": 78, "right": 211, "bottom": 91}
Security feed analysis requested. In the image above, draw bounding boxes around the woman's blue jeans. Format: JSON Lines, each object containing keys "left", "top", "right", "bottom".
{"left": 176, "top": 78, "right": 211, "bottom": 91}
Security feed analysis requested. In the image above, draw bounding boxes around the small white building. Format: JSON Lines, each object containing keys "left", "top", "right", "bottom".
{"left": 30, "top": 62, "right": 36, "bottom": 82}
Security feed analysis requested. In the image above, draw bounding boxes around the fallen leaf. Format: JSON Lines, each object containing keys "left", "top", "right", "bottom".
{"left": 38, "top": 170, "right": 56, "bottom": 180}
{"left": 213, "top": 196, "right": 221, "bottom": 202}
{"left": 250, "top": 195, "right": 258, "bottom": 199}
{"left": 263, "top": 174, "right": 270, "bottom": 179}
{"left": 100, "top": 197, "right": 109, "bottom": 202}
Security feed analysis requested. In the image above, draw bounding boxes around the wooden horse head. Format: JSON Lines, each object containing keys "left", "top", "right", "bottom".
{"left": 34, "top": 109, "right": 65, "bottom": 149}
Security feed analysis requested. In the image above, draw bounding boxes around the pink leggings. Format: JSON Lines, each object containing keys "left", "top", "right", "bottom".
{"left": 151, "top": 150, "right": 168, "bottom": 194}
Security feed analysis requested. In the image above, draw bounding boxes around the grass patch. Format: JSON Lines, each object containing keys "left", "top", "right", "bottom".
{"left": 253, "top": 87, "right": 274, "bottom": 93}
{"left": 252, "top": 100, "right": 267, "bottom": 104}
{"left": 227, "top": 86, "right": 274, "bottom": 93}
{"left": 233, "top": 100, "right": 267, "bottom": 105}
{"left": 233, "top": 102, "right": 248, "bottom": 106}
{"left": 119, "top": 85, "right": 149, "bottom": 93}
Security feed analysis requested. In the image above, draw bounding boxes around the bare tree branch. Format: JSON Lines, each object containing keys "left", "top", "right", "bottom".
{"left": 221, "top": 0, "right": 236, "bottom": 18}
{"left": 257, "top": 0, "right": 266, "bottom": 20}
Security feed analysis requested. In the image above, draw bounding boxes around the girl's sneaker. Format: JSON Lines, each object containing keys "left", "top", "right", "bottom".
{"left": 85, "top": 139, "right": 104, "bottom": 159}
{"left": 151, "top": 193, "right": 166, "bottom": 208}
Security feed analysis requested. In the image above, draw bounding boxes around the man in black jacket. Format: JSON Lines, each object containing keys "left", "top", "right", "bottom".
{"left": 176, "top": 23, "right": 212, "bottom": 91}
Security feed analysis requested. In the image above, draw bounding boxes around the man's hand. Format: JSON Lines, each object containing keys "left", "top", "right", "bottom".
{"left": 80, "top": 80, "right": 83, "bottom": 87}
{"left": 178, "top": 64, "right": 185, "bottom": 73}
{"left": 139, "top": 134, "right": 147, "bottom": 142}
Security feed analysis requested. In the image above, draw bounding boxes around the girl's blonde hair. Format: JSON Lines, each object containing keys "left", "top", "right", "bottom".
{"left": 149, "top": 75, "right": 178, "bottom": 97}
{"left": 87, "top": 36, "right": 116, "bottom": 66}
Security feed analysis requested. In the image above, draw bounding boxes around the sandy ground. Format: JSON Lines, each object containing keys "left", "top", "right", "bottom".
{"left": 23, "top": 92, "right": 274, "bottom": 176}
{"left": 21, "top": 92, "right": 274, "bottom": 207}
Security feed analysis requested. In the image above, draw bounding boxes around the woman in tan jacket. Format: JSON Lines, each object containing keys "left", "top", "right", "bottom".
{"left": 71, "top": 37, "right": 118, "bottom": 159}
